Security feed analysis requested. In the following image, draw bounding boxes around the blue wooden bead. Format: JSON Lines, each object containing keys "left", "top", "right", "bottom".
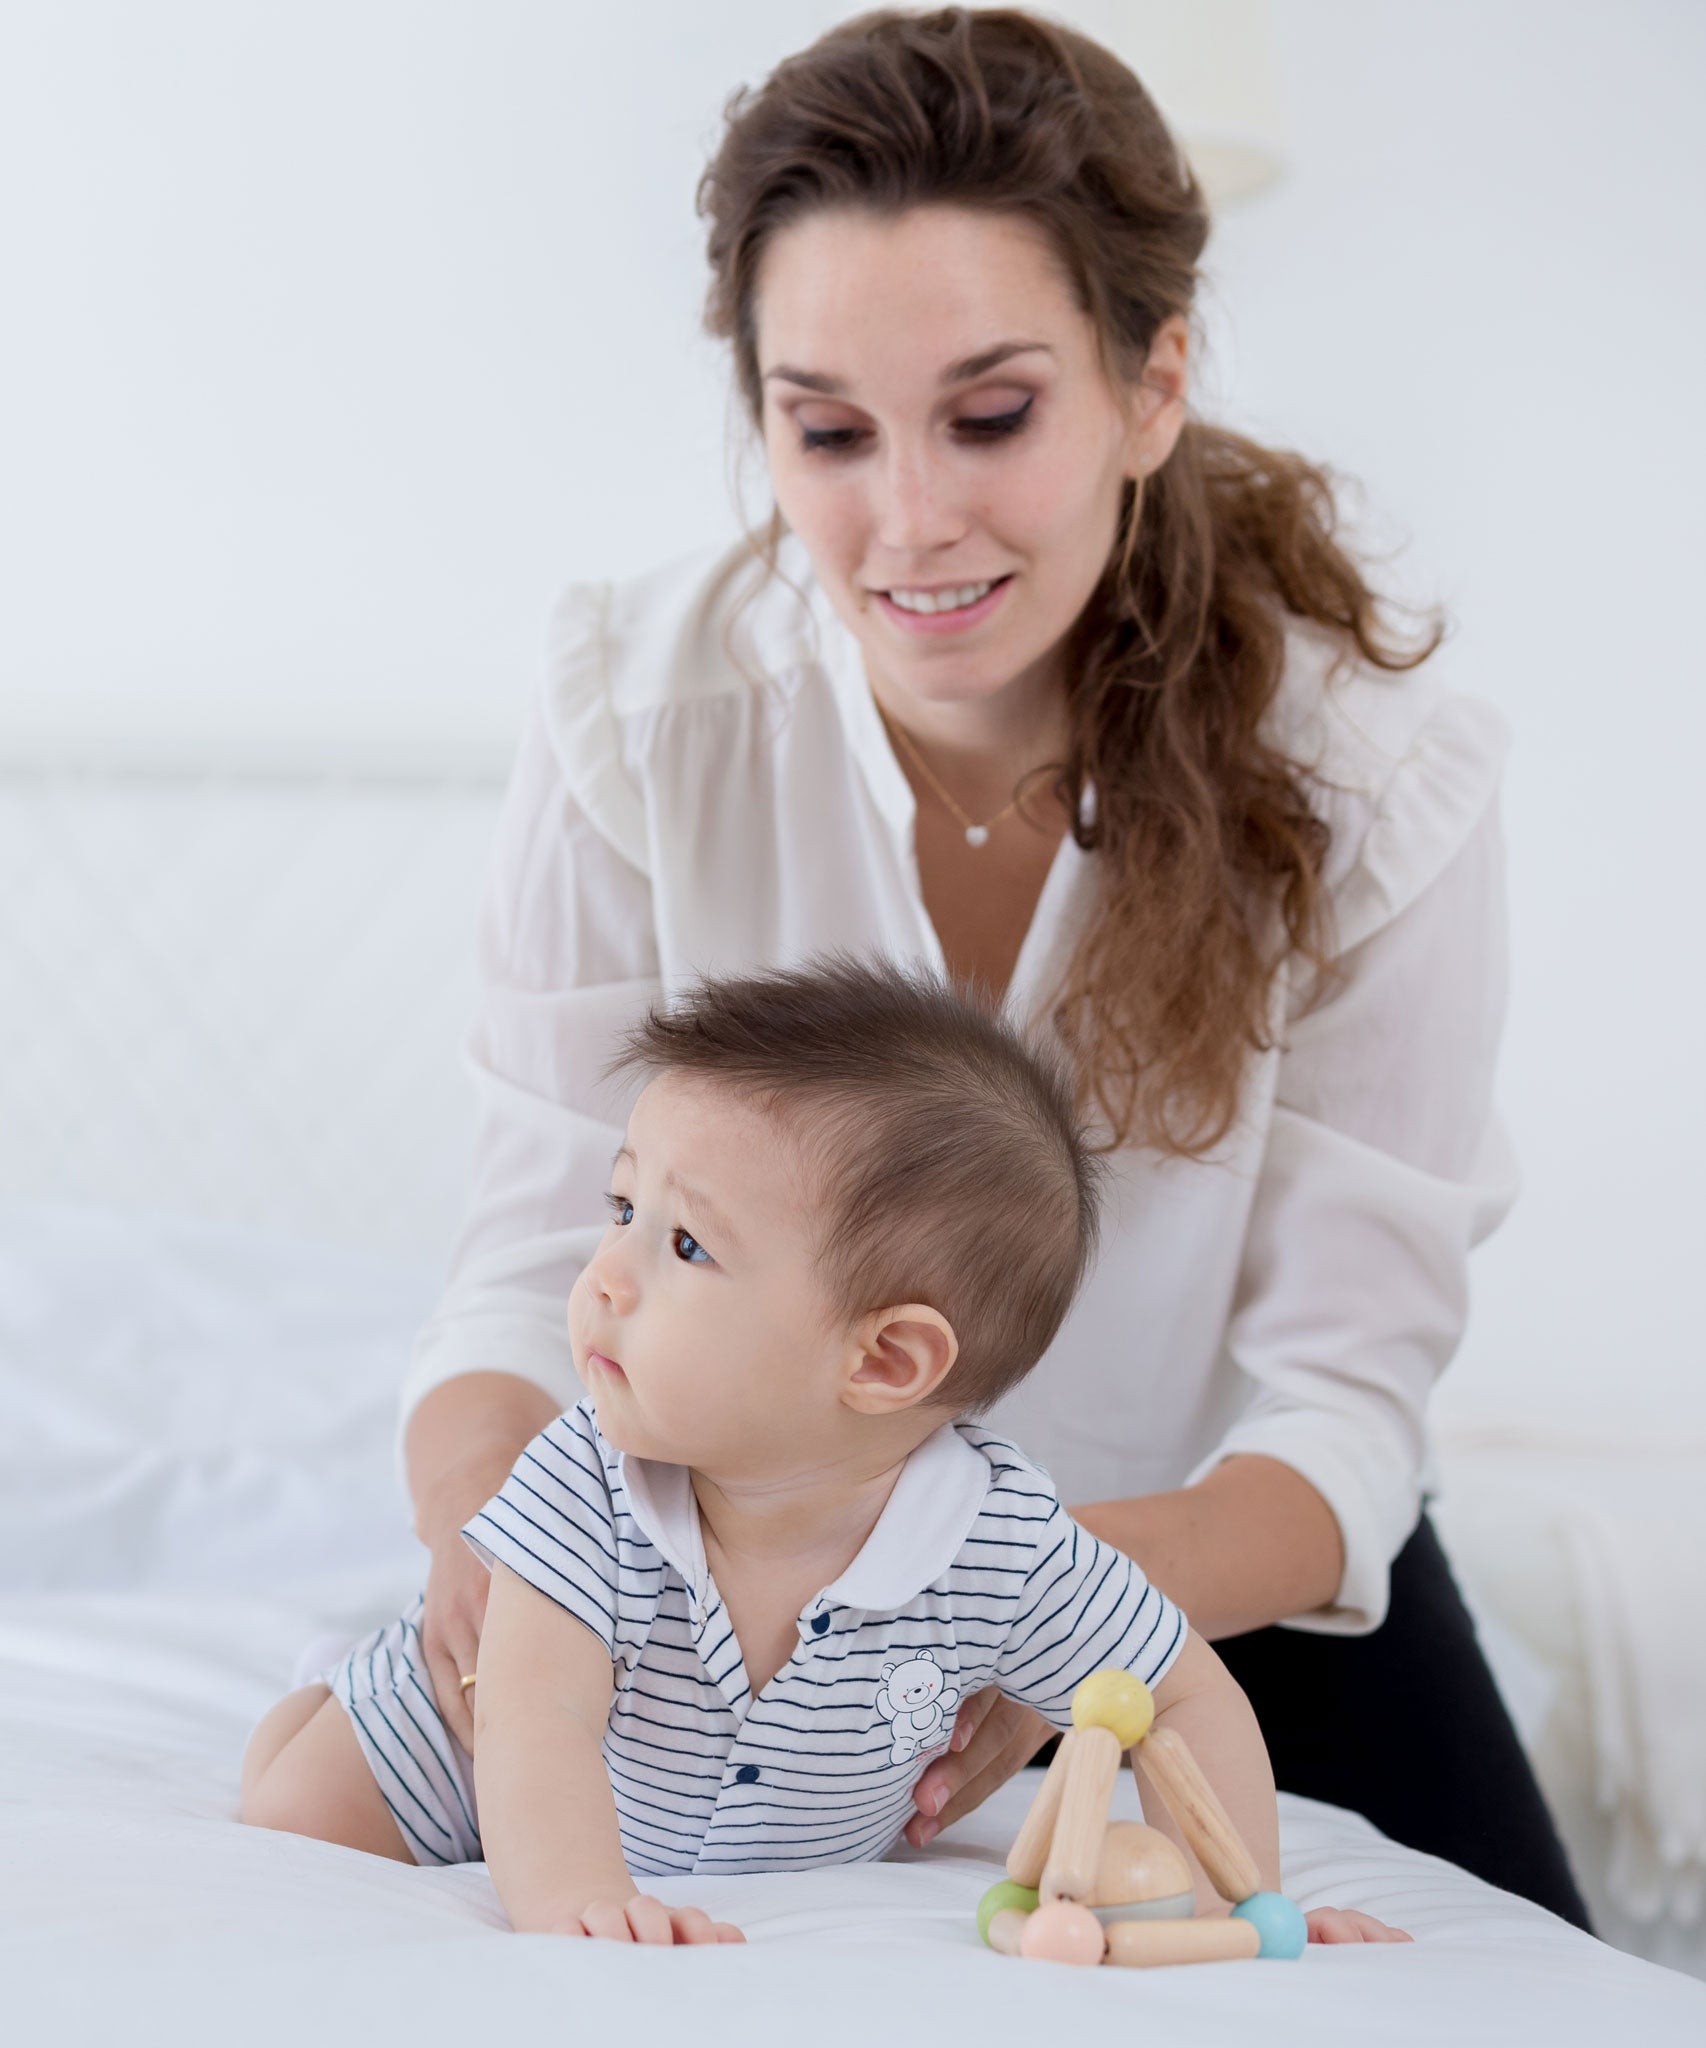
{"left": 1232, "top": 1891, "right": 1307, "bottom": 1959}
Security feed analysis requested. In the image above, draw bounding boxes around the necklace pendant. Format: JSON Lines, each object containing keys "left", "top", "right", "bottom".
{"left": 964, "top": 823, "right": 990, "bottom": 848}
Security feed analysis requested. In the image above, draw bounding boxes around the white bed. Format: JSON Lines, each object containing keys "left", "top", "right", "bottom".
{"left": 3, "top": 1201, "right": 1702, "bottom": 2047}
{"left": 2, "top": 768, "right": 1702, "bottom": 2041}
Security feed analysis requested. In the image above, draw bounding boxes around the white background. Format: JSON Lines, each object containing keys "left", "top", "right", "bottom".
{"left": 2, "top": 1, "right": 1702, "bottom": 1438}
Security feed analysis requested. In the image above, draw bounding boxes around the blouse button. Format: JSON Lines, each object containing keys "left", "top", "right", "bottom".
{"left": 811, "top": 1611, "right": 831, "bottom": 1635}
{"left": 735, "top": 1764, "right": 760, "bottom": 1784}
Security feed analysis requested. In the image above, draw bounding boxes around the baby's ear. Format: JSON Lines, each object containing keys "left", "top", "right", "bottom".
{"left": 841, "top": 1303, "right": 958, "bottom": 1418}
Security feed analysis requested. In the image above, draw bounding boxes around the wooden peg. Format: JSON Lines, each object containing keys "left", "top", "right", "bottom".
{"left": 1104, "top": 1915, "right": 1262, "bottom": 1968}
{"left": 986, "top": 1908, "right": 1030, "bottom": 1957}
{"left": 1040, "top": 1723, "right": 1122, "bottom": 1903}
{"left": 1132, "top": 1725, "right": 1263, "bottom": 1905}
{"left": 1006, "top": 1730, "right": 1077, "bottom": 1886}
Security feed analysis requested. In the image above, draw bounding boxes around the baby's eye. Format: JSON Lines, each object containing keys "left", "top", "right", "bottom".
{"left": 672, "top": 1229, "right": 711, "bottom": 1265}
{"left": 604, "top": 1192, "right": 634, "bottom": 1226}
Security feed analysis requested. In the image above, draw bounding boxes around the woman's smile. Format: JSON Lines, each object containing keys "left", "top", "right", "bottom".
{"left": 874, "top": 573, "right": 1015, "bottom": 635}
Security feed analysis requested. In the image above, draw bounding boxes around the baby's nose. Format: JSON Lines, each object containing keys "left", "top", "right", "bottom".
{"left": 587, "top": 1245, "right": 639, "bottom": 1313}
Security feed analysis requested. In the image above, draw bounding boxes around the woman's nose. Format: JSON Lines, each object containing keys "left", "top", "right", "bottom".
{"left": 871, "top": 440, "right": 967, "bottom": 555}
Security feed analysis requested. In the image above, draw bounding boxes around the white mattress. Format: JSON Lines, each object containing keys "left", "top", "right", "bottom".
{"left": 3, "top": 1203, "right": 1702, "bottom": 2045}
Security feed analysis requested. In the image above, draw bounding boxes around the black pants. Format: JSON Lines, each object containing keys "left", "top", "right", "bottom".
{"left": 1043, "top": 1514, "right": 1593, "bottom": 1930}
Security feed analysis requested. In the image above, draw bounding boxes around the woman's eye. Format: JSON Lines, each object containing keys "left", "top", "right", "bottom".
{"left": 800, "top": 424, "right": 863, "bottom": 454}
{"left": 604, "top": 1193, "right": 634, "bottom": 1226}
{"left": 672, "top": 1229, "right": 711, "bottom": 1265}
{"left": 799, "top": 397, "right": 1033, "bottom": 457}
{"left": 957, "top": 398, "right": 1034, "bottom": 440}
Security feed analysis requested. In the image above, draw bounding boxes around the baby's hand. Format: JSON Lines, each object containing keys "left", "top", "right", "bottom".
{"left": 549, "top": 1894, "right": 744, "bottom": 1945}
{"left": 1305, "top": 1905, "right": 1412, "bottom": 1944}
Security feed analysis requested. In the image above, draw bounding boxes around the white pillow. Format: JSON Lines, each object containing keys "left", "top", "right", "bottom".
{"left": 0, "top": 1201, "right": 432, "bottom": 1593}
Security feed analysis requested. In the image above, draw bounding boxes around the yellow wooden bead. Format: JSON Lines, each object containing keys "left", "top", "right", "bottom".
{"left": 1070, "top": 1669, "right": 1154, "bottom": 1748}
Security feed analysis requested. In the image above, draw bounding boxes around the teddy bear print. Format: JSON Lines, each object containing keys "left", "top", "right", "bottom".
{"left": 875, "top": 1650, "right": 961, "bottom": 1765}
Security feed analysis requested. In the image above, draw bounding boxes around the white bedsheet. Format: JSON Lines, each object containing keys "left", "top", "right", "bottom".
{"left": 3, "top": 1203, "right": 1703, "bottom": 2044}
{"left": 7, "top": 1584, "right": 1702, "bottom": 2048}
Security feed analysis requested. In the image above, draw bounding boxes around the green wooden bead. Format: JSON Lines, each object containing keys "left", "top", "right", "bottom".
{"left": 977, "top": 1879, "right": 1039, "bottom": 1946}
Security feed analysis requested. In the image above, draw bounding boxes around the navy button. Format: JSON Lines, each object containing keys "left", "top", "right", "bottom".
{"left": 811, "top": 1611, "right": 831, "bottom": 1635}
{"left": 735, "top": 1764, "right": 760, "bottom": 1784}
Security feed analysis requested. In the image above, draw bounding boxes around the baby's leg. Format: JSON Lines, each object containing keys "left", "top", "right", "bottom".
{"left": 241, "top": 1684, "right": 412, "bottom": 1863}
{"left": 241, "top": 1683, "right": 329, "bottom": 1803}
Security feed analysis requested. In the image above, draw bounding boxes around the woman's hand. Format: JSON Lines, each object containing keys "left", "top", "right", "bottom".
{"left": 1305, "top": 1906, "right": 1412, "bottom": 1944}
{"left": 904, "top": 1687, "right": 1055, "bottom": 1848}
{"left": 405, "top": 1372, "right": 568, "bottom": 1749}
{"left": 421, "top": 1518, "right": 495, "bottom": 1752}
{"left": 542, "top": 1895, "right": 745, "bottom": 1945}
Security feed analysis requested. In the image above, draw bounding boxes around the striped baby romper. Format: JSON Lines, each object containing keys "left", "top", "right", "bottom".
{"left": 325, "top": 1398, "right": 1186, "bottom": 1870}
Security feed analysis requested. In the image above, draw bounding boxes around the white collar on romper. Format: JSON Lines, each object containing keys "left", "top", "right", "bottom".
{"left": 615, "top": 1419, "right": 994, "bottom": 1617}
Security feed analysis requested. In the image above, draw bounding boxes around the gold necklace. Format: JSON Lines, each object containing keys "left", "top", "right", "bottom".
{"left": 875, "top": 702, "right": 1025, "bottom": 849}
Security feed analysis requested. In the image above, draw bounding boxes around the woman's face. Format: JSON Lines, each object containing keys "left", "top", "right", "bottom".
{"left": 755, "top": 203, "right": 1186, "bottom": 718}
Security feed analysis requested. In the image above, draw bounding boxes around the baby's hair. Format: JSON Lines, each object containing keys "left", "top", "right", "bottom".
{"left": 604, "top": 953, "right": 1103, "bottom": 1414}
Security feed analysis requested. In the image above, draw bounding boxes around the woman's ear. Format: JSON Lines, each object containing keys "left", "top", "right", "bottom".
{"left": 1125, "top": 311, "right": 1190, "bottom": 477}
{"left": 842, "top": 1304, "right": 959, "bottom": 1417}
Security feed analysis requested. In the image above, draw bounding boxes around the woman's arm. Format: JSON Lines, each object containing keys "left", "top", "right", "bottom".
{"left": 1073, "top": 1454, "right": 1343, "bottom": 1643}
{"left": 405, "top": 1372, "right": 568, "bottom": 1751}
{"left": 1163, "top": 797, "right": 1516, "bottom": 1638}
{"left": 398, "top": 604, "right": 665, "bottom": 1743}
{"left": 405, "top": 1371, "right": 566, "bottom": 1549}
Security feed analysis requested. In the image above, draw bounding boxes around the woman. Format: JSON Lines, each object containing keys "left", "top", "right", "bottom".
{"left": 399, "top": 7, "right": 1588, "bottom": 1926}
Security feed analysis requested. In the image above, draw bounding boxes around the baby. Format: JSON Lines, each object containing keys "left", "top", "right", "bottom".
{"left": 241, "top": 955, "right": 1405, "bottom": 1948}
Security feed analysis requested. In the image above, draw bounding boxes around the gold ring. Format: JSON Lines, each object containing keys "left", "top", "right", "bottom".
{"left": 459, "top": 1673, "right": 477, "bottom": 1690}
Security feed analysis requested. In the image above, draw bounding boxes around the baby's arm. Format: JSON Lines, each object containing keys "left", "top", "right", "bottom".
{"left": 991, "top": 1495, "right": 1408, "bottom": 1942}
{"left": 474, "top": 1562, "right": 741, "bottom": 1944}
{"left": 1141, "top": 1648, "right": 1408, "bottom": 1941}
{"left": 1139, "top": 1629, "right": 1279, "bottom": 1914}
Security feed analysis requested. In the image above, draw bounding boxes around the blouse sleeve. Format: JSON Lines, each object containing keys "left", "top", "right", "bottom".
{"left": 394, "top": 581, "right": 661, "bottom": 1464}
{"left": 1186, "top": 691, "right": 1520, "bottom": 1636}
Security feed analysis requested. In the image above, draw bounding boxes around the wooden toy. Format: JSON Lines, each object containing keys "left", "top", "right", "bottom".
{"left": 1135, "top": 1724, "right": 1263, "bottom": 1904}
{"left": 1018, "top": 1899, "right": 1107, "bottom": 1965}
{"left": 1039, "top": 1723, "right": 1121, "bottom": 1903}
{"left": 978, "top": 1667, "right": 1307, "bottom": 1970}
{"left": 976, "top": 1878, "right": 1038, "bottom": 1946}
{"left": 1086, "top": 1821, "right": 1193, "bottom": 1924}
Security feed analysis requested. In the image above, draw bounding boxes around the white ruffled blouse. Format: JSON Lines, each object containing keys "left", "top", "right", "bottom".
{"left": 398, "top": 529, "right": 1518, "bottom": 1637}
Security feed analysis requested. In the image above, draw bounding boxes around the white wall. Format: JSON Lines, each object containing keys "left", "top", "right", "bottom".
{"left": 3, "top": 2, "right": 1701, "bottom": 1431}
{"left": 1197, "top": 3, "right": 1706, "bottom": 1441}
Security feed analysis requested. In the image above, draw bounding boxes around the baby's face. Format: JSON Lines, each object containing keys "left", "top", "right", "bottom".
{"left": 567, "top": 1073, "right": 848, "bottom": 1476}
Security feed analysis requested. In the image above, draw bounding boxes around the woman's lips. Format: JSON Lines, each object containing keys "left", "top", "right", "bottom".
{"left": 874, "top": 574, "right": 1014, "bottom": 636}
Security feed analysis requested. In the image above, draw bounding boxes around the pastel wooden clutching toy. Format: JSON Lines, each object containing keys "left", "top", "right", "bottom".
{"left": 978, "top": 1667, "right": 1306, "bottom": 1969}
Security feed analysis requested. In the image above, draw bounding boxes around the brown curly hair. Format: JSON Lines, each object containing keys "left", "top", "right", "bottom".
{"left": 696, "top": 5, "right": 1444, "bottom": 1156}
